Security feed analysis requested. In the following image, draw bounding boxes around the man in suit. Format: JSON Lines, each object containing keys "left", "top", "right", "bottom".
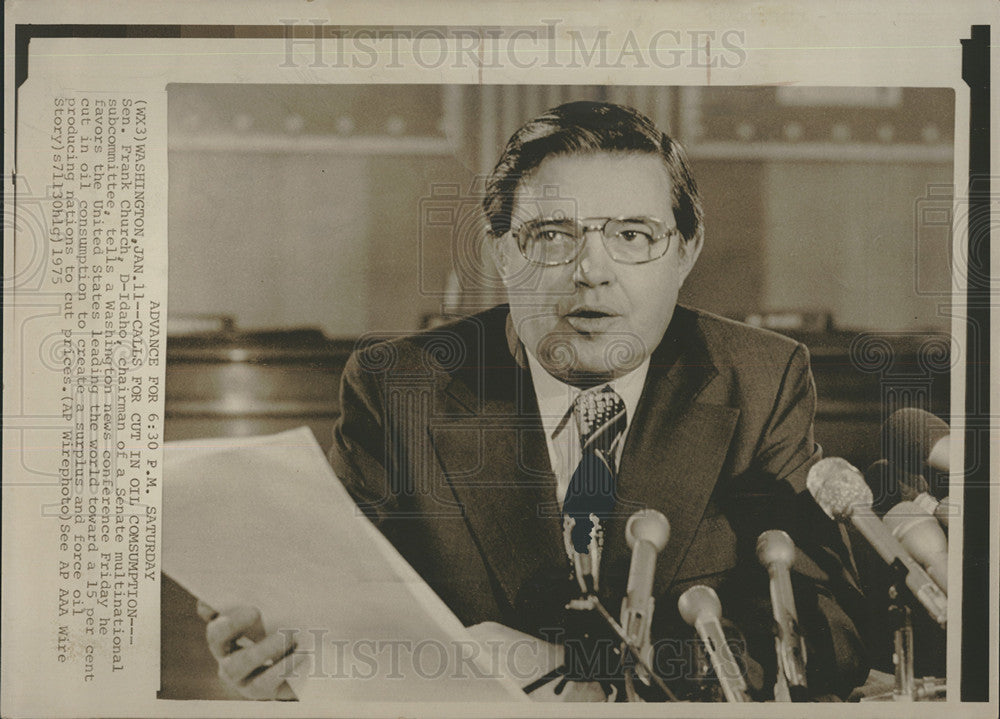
{"left": 204, "top": 101, "right": 870, "bottom": 701}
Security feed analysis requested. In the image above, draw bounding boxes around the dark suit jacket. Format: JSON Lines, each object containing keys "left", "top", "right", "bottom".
{"left": 328, "top": 304, "right": 870, "bottom": 699}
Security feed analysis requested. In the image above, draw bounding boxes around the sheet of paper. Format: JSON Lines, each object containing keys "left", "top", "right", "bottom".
{"left": 162, "top": 427, "right": 527, "bottom": 702}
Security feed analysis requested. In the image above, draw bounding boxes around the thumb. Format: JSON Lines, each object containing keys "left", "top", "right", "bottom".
{"left": 196, "top": 600, "right": 218, "bottom": 622}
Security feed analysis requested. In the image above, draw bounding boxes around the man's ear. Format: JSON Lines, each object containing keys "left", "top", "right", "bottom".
{"left": 676, "top": 232, "right": 704, "bottom": 283}
{"left": 490, "top": 232, "right": 512, "bottom": 281}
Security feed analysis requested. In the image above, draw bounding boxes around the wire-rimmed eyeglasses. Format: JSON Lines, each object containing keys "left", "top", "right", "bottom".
{"left": 511, "top": 216, "right": 679, "bottom": 266}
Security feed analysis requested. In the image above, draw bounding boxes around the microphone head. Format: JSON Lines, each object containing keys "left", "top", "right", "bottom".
{"left": 806, "top": 457, "right": 873, "bottom": 520}
{"left": 625, "top": 509, "right": 670, "bottom": 551}
{"left": 865, "top": 459, "right": 932, "bottom": 515}
{"left": 756, "top": 529, "right": 796, "bottom": 568}
{"left": 677, "top": 585, "right": 722, "bottom": 626}
{"left": 864, "top": 459, "right": 896, "bottom": 515}
{"left": 883, "top": 500, "right": 948, "bottom": 593}
{"left": 934, "top": 496, "right": 953, "bottom": 528}
{"left": 896, "top": 469, "right": 931, "bottom": 502}
{"left": 882, "top": 408, "right": 949, "bottom": 471}
{"left": 883, "top": 500, "right": 936, "bottom": 539}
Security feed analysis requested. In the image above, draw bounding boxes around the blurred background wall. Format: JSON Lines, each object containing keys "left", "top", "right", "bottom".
{"left": 167, "top": 84, "right": 954, "bottom": 337}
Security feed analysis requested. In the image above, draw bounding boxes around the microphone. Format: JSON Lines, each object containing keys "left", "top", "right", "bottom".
{"left": 865, "top": 459, "right": 953, "bottom": 530}
{"left": 882, "top": 408, "right": 951, "bottom": 475}
{"left": 806, "top": 457, "right": 947, "bottom": 627}
{"left": 893, "top": 469, "right": 954, "bottom": 532}
{"left": 677, "top": 585, "right": 749, "bottom": 702}
{"left": 620, "top": 510, "right": 670, "bottom": 682}
{"left": 756, "top": 530, "right": 808, "bottom": 696}
{"left": 883, "top": 501, "right": 948, "bottom": 593}
{"left": 864, "top": 459, "right": 922, "bottom": 516}
{"left": 929, "top": 496, "right": 954, "bottom": 530}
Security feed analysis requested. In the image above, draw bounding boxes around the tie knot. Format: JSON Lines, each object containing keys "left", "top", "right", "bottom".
{"left": 574, "top": 386, "right": 626, "bottom": 454}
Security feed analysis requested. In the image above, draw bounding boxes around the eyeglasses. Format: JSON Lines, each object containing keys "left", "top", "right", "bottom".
{"left": 511, "top": 216, "right": 679, "bottom": 266}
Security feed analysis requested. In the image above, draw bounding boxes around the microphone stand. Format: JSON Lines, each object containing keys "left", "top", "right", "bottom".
{"left": 862, "top": 560, "right": 946, "bottom": 702}
{"left": 891, "top": 585, "right": 917, "bottom": 700}
{"left": 571, "top": 594, "right": 680, "bottom": 701}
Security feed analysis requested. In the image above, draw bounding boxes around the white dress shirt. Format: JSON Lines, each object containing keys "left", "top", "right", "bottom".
{"left": 524, "top": 350, "right": 650, "bottom": 507}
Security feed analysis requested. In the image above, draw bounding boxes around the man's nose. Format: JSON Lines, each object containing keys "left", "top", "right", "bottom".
{"left": 573, "top": 230, "right": 615, "bottom": 286}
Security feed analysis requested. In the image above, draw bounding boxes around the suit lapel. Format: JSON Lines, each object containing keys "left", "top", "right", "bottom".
{"left": 430, "top": 311, "right": 565, "bottom": 612}
{"left": 601, "top": 308, "right": 740, "bottom": 604}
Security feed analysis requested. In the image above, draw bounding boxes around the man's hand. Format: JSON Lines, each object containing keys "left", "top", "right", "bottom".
{"left": 197, "top": 601, "right": 305, "bottom": 700}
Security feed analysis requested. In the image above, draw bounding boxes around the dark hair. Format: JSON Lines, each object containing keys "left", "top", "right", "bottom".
{"left": 482, "top": 101, "right": 704, "bottom": 246}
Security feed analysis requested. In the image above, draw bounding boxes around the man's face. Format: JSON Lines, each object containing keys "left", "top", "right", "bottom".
{"left": 496, "top": 152, "right": 701, "bottom": 384}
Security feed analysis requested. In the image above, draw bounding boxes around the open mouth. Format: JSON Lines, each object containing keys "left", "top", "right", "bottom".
{"left": 566, "top": 306, "right": 620, "bottom": 319}
{"left": 564, "top": 308, "right": 620, "bottom": 333}
{"left": 569, "top": 310, "right": 611, "bottom": 320}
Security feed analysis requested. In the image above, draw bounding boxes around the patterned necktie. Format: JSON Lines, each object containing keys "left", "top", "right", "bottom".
{"left": 562, "top": 386, "right": 627, "bottom": 559}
